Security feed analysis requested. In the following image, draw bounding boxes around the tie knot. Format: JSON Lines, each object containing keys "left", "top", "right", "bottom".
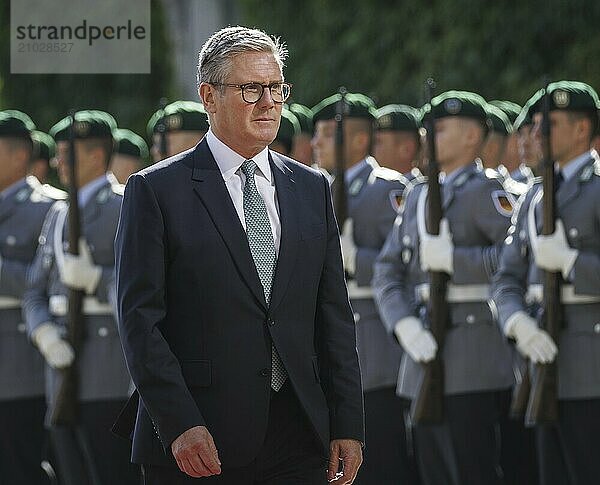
{"left": 241, "top": 159, "right": 258, "bottom": 178}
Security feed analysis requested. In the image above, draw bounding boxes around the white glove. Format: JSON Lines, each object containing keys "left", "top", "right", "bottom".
{"left": 340, "top": 219, "right": 357, "bottom": 276}
{"left": 531, "top": 220, "right": 579, "bottom": 279}
{"left": 419, "top": 218, "right": 454, "bottom": 274}
{"left": 505, "top": 311, "right": 557, "bottom": 364}
{"left": 32, "top": 322, "right": 75, "bottom": 369}
{"left": 394, "top": 316, "right": 438, "bottom": 363}
{"left": 59, "top": 239, "right": 102, "bottom": 294}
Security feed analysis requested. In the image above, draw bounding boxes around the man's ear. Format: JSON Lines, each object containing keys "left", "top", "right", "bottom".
{"left": 199, "top": 83, "right": 217, "bottom": 114}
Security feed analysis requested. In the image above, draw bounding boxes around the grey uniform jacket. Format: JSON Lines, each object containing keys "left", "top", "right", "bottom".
{"left": 492, "top": 151, "right": 600, "bottom": 400}
{"left": 22, "top": 174, "right": 131, "bottom": 402}
{"left": 347, "top": 157, "right": 409, "bottom": 392}
{"left": 0, "top": 177, "right": 65, "bottom": 400}
{"left": 374, "top": 161, "right": 515, "bottom": 398}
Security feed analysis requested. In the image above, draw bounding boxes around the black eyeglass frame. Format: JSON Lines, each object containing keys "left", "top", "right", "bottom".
{"left": 209, "top": 81, "right": 292, "bottom": 104}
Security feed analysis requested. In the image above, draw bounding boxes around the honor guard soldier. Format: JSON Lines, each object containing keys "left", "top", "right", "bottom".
{"left": 374, "top": 104, "right": 423, "bottom": 179}
{"left": 513, "top": 102, "right": 539, "bottom": 185}
{"left": 30, "top": 130, "right": 57, "bottom": 185}
{"left": 23, "top": 110, "right": 139, "bottom": 484}
{"left": 373, "top": 91, "right": 517, "bottom": 485}
{"left": 481, "top": 103, "right": 513, "bottom": 170}
{"left": 269, "top": 105, "right": 300, "bottom": 156}
{"left": 147, "top": 100, "right": 209, "bottom": 161}
{"left": 288, "top": 102, "right": 314, "bottom": 165}
{"left": 492, "top": 81, "right": 600, "bottom": 485}
{"left": 489, "top": 100, "right": 523, "bottom": 179}
{"left": 0, "top": 110, "right": 66, "bottom": 484}
{"left": 109, "top": 128, "right": 150, "bottom": 184}
{"left": 312, "top": 93, "right": 420, "bottom": 484}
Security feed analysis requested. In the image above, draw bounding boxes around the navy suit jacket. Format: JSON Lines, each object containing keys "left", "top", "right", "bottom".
{"left": 113, "top": 139, "right": 364, "bottom": 467}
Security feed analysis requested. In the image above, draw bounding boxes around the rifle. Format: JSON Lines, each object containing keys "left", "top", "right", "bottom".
{"left": 51, "top": 110, "right": 84, "bottom": 427}
{"left": 410, "top": 79, "right": 449, "bottom": 424}
{"left": 331, "top": 87, "right": 348, "bottom": 225}
{"left": 525, "top": 79, "right": 561, "bottom": 425}
{"left": 157, "top": 97, "right": 169, "bottom": 160}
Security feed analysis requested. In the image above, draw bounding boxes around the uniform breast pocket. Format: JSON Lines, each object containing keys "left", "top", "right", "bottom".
{"left": 301, "top": 223, "right": 325, "bottom": 241}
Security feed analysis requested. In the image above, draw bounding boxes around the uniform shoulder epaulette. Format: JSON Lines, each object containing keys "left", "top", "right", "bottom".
{"left": 372, "top": 166, "right": 402, "bottom": 182}
{"left": 594, "top": 160, "right": 600, "bottom": 177}
{"left": 531, "top": 176, "right": 543, "bottom": 185}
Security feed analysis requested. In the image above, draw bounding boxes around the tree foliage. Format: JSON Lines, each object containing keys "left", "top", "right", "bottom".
{"left": 239, "top": 0, "right": 600, "bottom": 108}
{"left": 0, "top": 0, "right": 174, "bottom": 137}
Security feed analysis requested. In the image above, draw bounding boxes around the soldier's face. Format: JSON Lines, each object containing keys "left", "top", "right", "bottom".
{"left": 312, "top": 120, "right": 335, "bottom": 170}
{"left": 201, "top": 51, "right": 282, "bottom": 159}
{"left": 532, "top": 111, "right": 581, "bottom": 165}
{"left": 0, "top": 139, "right": 28, "bottom": 190}
{"left": 434, "top": 118, "right": 467, "bottom": 167}
{"left": 374, "top": 131, "right": 418, "bottom": 173}
{"left": 55, "top": 141, "right": 104, "bottom": 188}
{"left": 151, "top": 131, "right": 206, "bottom": 162}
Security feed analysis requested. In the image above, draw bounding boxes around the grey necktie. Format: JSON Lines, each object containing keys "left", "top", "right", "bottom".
{"left": 241, "top": 159, "right": 287, "bottom": 391}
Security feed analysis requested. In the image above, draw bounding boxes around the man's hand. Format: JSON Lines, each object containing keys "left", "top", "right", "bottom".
{"left": 327, "top": 439, "right": 362, "bottom": 484}
{"left": 171, "top": 425, "right": 221, "bottom": 478}
{"left": 505, "top": 311, "right": 557, "bottom": 364}
{"left": 59, "top": 238, "right": 102, "bottom": 294}
{"left": 420, "top": 218, "right": 454, "bottom": 274}
{"left": 32, "top": 322, "right": 75, "bottom": 369}
{"left": 394, "top": 316, "right": 438, "bottom": 363}
{"left": 531, "top": 219, "right": 579, "bottom": 279}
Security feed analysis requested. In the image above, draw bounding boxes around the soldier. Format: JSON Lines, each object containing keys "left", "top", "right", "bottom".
{"left": 492, "top": 81, "right": 600, "bottom": 485}
{"left": 109, "top": 128, "right": 149, "bottom": 184}
{"left": 288, "top": 102, "right": 314, "bottom": 165}
{"left": 512, "top": 103, "right": 539, "bottom": 185}
{"left": 147, "top": 100, "right": 208, "bottom": 161}
{"left": 23, "top": 110, "right": 139, "bottom": 484}
{"left": 269, "top": 105, "right": 300, "bottom": 156}
{"left": 30, "top": 130, "right": 57, "bottom": 184}
{"left": 489, "top": 100, "right": 522, "bottom": 177}
{"left": 0, "top": 110, "right": 65, "bottom": 484}
{"left": 374, "top": 104, "right": 423, "bottom": 179}
{"left": 481, "top": 103, "right": 513, "bottom": 170}
{"left": 312, "top": 93, "right": 419, "bottom": 485}
{"left": 373, "top": 91, "right": 516, "bottom": 485}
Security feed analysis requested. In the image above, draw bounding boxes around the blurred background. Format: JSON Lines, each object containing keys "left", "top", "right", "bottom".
{"left": 1, "top": 0, "right": 599, "bottom": 139}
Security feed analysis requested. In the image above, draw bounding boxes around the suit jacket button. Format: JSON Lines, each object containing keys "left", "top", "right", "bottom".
{"left": 260, "top": 368, "right": 269, "bottom": 377}
{"left": 268, "top": 319, "right": 275, "bottom": 326}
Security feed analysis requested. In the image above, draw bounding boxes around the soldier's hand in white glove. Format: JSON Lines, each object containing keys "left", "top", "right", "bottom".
{"left": 59, "top": 238, "right": 101, "bottom": 294}
{"left": 394, "top": 316, "right": 438, "bottom": 363}
{"left": 32, "top": 322, "right": 74, "bottom": 369}
{"left": 505, "top": 311, "right": 557, "bottom": 364}
{"left": 420, "top": 218, "right": 454, "bottom": 274}
{"left": 340, "top": 219, "right": 357, "bottom": 276}
{"left": 531, "top": 220, "right": 579, "bottom": 279}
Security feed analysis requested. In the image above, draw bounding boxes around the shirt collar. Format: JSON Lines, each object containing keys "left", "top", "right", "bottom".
{"left": 441, "top": 162, "right": 471, "bottom": 186}
{"left": 558, "top": 150, "right": 593, "bottom": 182}
{"left": 206, "top": 129, "right": 272, "bottom": 183}
{"left": 0, "top": 177, "right": 27, "bottom": 201}
{"left": 78, "top": 174, "right": 108, "bottom": 208}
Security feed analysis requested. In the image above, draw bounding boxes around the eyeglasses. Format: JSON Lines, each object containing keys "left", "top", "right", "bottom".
{"left": 211, "top": 82, "right": 292, "bottom": 104}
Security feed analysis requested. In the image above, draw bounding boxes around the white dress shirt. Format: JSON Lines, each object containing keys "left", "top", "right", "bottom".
{"left": 206, "top": 129, "right": 281, "bottom": 255}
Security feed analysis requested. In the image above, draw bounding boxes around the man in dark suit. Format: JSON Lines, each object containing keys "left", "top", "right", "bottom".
{"left": 114, "top": 26, "right": 364, "bottom": 484}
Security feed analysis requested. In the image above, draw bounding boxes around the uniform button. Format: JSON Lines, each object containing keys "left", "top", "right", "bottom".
{"left": 402, "top": 235, "right": 411, "bottom": 245}
{"left": 353, "top": 312, "right": 361, "bottom": 323}
{"left": 568, "top": 228, "right": 578, "bottom": 238}
{"left": 98, "top": 327, "right": 109, "bottom": 337}
{"left": 466, "top": 315, "right": 475, "bottom": 324}
{"left": 268, "top": 318, "right": 275, "bottom": 326}
{"left": 17, "top": 323, "right": 27, "bottom": 333}
{"left": 260, "top": 368, "right": 270, "bottom": 377}
{"left": 594, "top": 324, "right": 600, "bottom": 334}
{"left": 6, "top": 235, "right": 16, "bottom": 246}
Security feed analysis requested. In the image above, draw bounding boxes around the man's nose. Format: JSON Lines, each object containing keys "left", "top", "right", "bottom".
{"left": 257, "top": 86, "right": 275, "bottom": 108}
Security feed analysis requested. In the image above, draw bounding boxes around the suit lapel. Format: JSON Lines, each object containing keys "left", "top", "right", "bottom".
{"left": 190, "top": 139, "right": 267, "bottom": 310}
{"left": 268, "top": 152, "right": 299, "bottom": 314}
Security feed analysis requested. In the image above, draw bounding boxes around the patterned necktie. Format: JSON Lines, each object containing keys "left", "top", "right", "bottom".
{"left": 241, "top": 159, "right": 287, "bottom": 391}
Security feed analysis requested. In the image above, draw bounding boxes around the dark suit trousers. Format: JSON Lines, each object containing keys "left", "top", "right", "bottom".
{"left": 0, "top": 397, "right": 49, "bottom": 485}
{"left": 142, "top": 382, "right": 328, "bottom": 484}
{"left": 414, "top": 390, "right": 511, "bottom": 485}
{"left": 537, "top": 398, "right": 600, "bottom": 485}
